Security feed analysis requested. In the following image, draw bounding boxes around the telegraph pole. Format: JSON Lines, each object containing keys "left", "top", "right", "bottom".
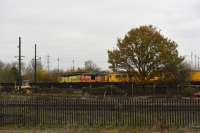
{"left": 191, "top": 52, "right": 193, "bottom": 68}
{"left": 46, "top": 55, "right": 50, "bottom": 73}
{"left": 198, "top": 56, "right": 200, "bottom": 70}
{"left": 19, "top": 37, "right": 22, "bottom": 89}
{"left": 15, "top": 37, "right": 25, "bottom": 91}
{"left": 195, "top": 54, "right": 197, "bottom": 70}
{"left": 72, "top": 58, "right": 75, "bottom": 71}
{"left": 34, "top": 44, "right": 37, "bottom": 83}
{"left": 57, "top": 57, "right": 60, "bottom": 73}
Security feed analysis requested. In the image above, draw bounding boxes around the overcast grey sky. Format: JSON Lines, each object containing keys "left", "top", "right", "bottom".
{"left": 1, "top": 0, "right": 200, "bottom": 70}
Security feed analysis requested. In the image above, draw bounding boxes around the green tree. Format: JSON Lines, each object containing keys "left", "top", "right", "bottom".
{"left": 24, "top": 60, "right": 45, "bottom": 82}
{"left": 0, "top": 61, "right": 18, "bottom": 83}
{"left": 84, "top": 60, "right": 100, "bottom": 72}
{"left": 24, "top": 59, "right": 62, "bottom": 82}
{"left": 10, "top": 66, "right": 18, "bottom": 82}
{"left": 108, "top": 25, "right": 184, "bottom": 81}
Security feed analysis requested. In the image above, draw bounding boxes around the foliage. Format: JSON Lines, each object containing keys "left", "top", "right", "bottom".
{"left": 32, "top": 87, "right": 65, "bottom": 94}
{"left": 159, "top": 62, "right": 191, "bottom": 95}
{"left": 84, "top": 60, "right": 100, "bottom": 72}
{"left": 24, "top": 60, "right": 42, "bottom": 81}
{"left": 65, "top": 60, "right": 100, "bottom": 74}
{"left": 181, "top": 86, "right": 198, "bottom": 97}
{"left": 0, "top": 61, "right": 18, "bottom": 83}
{"left": 108, "top": 25, "right": 184, "bottom": 82}
{"left": 160, "top": 61, "right": 191, "bottom": 83}
{"left": 24, "top": 60, "right": 59, "bottom": 82}
{"left": 126, "top": 87, "right": 156, "bottom": 95}
{"left": 83, "top": 86, "right": 126, "bottom": 96}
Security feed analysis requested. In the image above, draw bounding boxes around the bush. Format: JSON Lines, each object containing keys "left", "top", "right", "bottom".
{"left": 126, "top": 87, "right": 156, "bottom": 96}
{"left": 83, "top": 86, "right": 126, "bottom": 96}
{"left": 32, "top": 87, "right": 75, "bottom": 94}
{"left": 181, "top": 86, "right": 198, "bottom": 97}
{"left": 32, "top": 87, "right": 63, "bottom": 93}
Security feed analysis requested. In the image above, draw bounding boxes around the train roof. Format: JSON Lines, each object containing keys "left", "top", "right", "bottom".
{"left": 190, "top": 70, "right": 200, "bottom": 72}
{"left": 61, "top": 72, "right": 84, "bottom": 77}
{"left": 82, "top": 71, "right": 108, "bottom": 76}
{"left": 61, "top": 71, "right": 108, "bottom": 77}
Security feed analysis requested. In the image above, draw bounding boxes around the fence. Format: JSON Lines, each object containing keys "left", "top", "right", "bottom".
{"left": 0, "top": 96, "right": 200, "bottom": 128}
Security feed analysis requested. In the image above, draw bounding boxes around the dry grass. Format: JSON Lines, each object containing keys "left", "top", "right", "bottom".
{"left": 0, "top": 127, "right": 199, "bottom": 133}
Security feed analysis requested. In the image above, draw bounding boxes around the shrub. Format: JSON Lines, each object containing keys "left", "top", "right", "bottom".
{"left": 181, "top": 86, "right": 198, "bottom": 97}
{"left": 83, "top": 86, "right": 126, "bottom": 96}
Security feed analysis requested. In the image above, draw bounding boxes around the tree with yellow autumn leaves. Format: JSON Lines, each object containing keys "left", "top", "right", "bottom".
{"left": 108, "top": 25, "right": 189, "bottom": 82}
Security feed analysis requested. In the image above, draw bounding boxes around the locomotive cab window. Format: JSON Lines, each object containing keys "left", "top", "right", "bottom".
{"left": 122, "top": 75, "right": 127, "bottom": 78}
{"left": 116, "top": 75, "right": 120, "bottom": 78}
{"left": 91, "top": 75, "right": 95, "bottom": 80}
